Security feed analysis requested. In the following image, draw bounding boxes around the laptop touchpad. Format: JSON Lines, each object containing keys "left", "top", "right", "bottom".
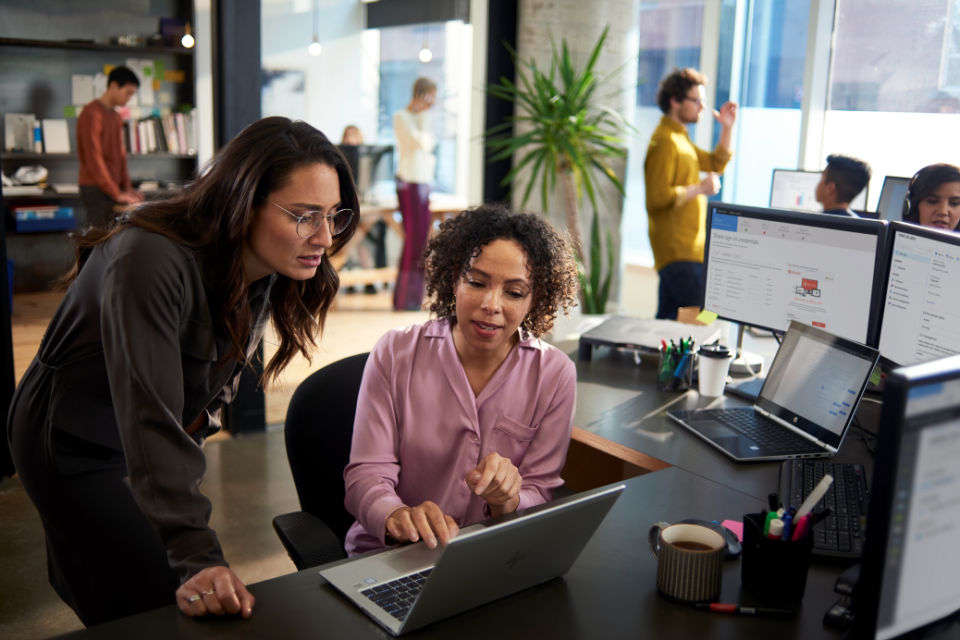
{"left": 379, "top": 543, "right": 444, "bottom": 574}
{"left": 691, "top": 420, "right": 740, "bottom": 439}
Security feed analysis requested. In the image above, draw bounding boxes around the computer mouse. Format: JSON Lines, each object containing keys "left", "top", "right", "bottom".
{"left": 674, "top": 518, "right": 743, "bottom": 560}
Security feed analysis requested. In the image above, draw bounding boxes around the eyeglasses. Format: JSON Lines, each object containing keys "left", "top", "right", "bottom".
{"left": 683, "top": 95, "right": 706, "bottom": 106}
{"left": 264, "top": 199, "right": 354, "bottom": 238}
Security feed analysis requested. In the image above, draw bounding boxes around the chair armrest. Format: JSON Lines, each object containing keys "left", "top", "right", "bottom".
{"left": 272, "top": 511, "right": 348, "bottom": 571}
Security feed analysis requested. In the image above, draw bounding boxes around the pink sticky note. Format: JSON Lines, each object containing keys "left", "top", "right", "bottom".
{"left": 721, "top": 520, "right": 744, "bottom": 542}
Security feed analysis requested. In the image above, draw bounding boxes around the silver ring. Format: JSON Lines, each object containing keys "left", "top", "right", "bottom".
{"left": 187, "top": 594, "right": 202, "bottom": 603}
{"left": 201, "top": 589, "right": 215, "bottom": 596}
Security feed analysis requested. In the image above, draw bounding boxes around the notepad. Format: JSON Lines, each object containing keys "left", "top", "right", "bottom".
{"left": 41, "top": 119, "right": 71, "bottom": 154}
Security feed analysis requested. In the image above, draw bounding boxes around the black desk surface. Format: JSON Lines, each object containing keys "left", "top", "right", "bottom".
{"left": 568, "top": 335, "right": 879, "bottom": 501}
{"left": 59, "top": 467, "right": 865, "bottom": 640}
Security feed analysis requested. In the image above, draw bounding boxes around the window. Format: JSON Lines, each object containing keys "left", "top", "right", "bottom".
{"left": 830, "top": 0, "right": 960, "bottom": 113}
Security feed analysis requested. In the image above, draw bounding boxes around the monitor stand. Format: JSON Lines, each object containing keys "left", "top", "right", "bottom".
{"left": 729, "top": 324, "right": 764, "bottom": 376}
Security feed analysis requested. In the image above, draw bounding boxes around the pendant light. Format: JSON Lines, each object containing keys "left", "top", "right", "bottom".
{"left": 309, "top": 0, "right": 322, "bottom": 55}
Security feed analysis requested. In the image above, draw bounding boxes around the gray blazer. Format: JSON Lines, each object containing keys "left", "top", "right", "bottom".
{"left": 9, "top": 226, "right": 274, "bottom": 580}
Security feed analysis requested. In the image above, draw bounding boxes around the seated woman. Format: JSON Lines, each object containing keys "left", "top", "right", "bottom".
{"left": 344, "top": 204, "right": 580, "bottom": 554}
{"left": 902, "top": 163, "right": 960, "bottom": 231}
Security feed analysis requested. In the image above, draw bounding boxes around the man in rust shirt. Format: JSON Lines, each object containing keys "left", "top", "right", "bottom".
{"left": 77, "top": 66, "right": 144, "bottom": 226}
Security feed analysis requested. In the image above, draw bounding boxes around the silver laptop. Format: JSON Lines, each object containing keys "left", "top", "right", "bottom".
{"left": 320, "top": 484, "right": 625, "bottom": 636}
{"left": 667, "top": 321, "right": 880, "bottom": 462}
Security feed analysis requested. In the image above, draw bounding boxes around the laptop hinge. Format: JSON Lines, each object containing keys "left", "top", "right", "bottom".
{"left": 752, "top": 406, "right": 827, "bottom": 447}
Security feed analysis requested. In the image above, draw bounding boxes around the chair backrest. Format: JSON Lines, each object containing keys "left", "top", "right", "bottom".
{"left": 284, "top": 352, "right": 369, "bottom": 545}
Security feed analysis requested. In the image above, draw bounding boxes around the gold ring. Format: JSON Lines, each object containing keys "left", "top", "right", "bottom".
{"left": 201, "top": 589, "right": 215, "bottom": 596}
{"left": 187, "top": 594, "right": 202, "bottom": 603}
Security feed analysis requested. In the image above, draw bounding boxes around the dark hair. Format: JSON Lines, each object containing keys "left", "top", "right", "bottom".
{"left": 656, "top": 68, "right": 707, "bottom": 114}
{"left": 824, "top": 154, "right": 872, "bottom": 204}
{"left": 60, "top": 117, "right": 359, "bottom": 383}
{"left": 108, "top": 66, "right": 140, "bottom": 88}
{"left": 423, "top": 204, "right": 579, "bottom": 339}
{"left": 903, "top": 163, "right": 960, "bottom": 230}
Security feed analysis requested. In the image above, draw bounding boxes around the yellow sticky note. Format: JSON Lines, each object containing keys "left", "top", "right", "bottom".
{"left": 696, "top": 310, "right": 719, "bottom": 325}
{"left": 152, "top": 79, "right": 162, "bottom": 91}
{"left": 104, "top": 64, "right": 115, "bottom": 75}
{"left": 869, "top": 365, "right": 882, "bottom": 386}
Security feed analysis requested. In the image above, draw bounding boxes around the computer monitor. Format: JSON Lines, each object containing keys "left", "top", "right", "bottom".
{"left": 854, "top": 355, "right": 960, "bottom": 639}
{"left": 876, "top": 176, "right": 912, "bottom": 221}
{"left": 875, "top": 222, "right": 960, "bottom": 367}
{"left": 337, "top": 144, "right": 393, "bottom": 202}
{"left": 702, "top": 203, "right": 887, "bottom": 346}
{"left": 770, "top": 168, "right": 869, "bottom": 214}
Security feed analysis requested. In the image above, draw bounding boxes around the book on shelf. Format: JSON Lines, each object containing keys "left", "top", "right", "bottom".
{"left": 122, "top": 112, "right": 196, "bottom": 156}
{"left": 51, "top": 183, "right": 80, "bottom": 194}
{"left": 2, "top": 185, "right": 44, "bottom": 196}
{"left": 41, "top": 119, "right": 71, "bottom": 154}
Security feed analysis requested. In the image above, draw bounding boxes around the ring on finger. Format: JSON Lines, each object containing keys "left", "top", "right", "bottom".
{"left": 201, "top": 589, "right": 215, "bottom": 597}
{"left": 187, "top": 594, "right": 202, "bottom": 603}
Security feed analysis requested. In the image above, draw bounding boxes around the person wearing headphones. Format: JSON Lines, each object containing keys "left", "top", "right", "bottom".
{"left": 902, "top": 163, "right": 960, "bottom": 232}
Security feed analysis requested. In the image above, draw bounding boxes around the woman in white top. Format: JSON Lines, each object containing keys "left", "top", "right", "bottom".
{"left": 393, "top": 77, "right": 437, "bottom": 310}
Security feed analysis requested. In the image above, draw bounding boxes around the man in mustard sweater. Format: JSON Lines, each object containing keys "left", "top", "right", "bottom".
{"left": 645, "top": 68, "right": 737, "bottom": 319}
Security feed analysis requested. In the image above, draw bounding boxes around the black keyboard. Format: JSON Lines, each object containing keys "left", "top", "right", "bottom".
{"left": 704, "top": 408, "right": 824, "bottom": 454}
{"left": 359, "top": 568, "right": 433, "bottom": 621}
{"left": 778, "top": 460, "right": 869, "bottom": 558}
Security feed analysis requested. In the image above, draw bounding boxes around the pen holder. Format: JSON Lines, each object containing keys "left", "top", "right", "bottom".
{"left": 741, "top": 513, "right": 814, "bottom": 603}
{"left": 657, "top": 346, "right": 696, "bottom": 392}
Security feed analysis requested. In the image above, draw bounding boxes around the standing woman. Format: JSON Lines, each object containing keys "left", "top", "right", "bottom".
{"left": 902, "top": 163, "right": 960, "bottom": 232}
{"left": 392, "top": 77, "right": 437, "bottom": 310}
{"left": 7, "top": 117, "right": 357, "bottom": 625}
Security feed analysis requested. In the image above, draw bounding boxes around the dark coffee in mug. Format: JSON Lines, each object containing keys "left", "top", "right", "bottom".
{"left": 671, "top": 540, "right": 714, "bottom": 552}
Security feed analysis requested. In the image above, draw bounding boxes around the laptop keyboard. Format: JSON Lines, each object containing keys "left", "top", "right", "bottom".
{"left": 700, "top": 408, "right": 824, "bottom": 454}
{"left": 779, "top": 460, "right": 869, "bottom": 558}
{"left": 359, "top": 568, "right": 433, "bottom": 621}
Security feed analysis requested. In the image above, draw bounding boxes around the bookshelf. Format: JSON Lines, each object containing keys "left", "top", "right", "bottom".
{"left": 0, "top": 0, "right": 197, "bottom": 292}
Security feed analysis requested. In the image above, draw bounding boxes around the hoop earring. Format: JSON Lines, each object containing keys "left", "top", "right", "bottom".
{"left": 449, "top": 294, "right": 457, "bottom": 316}
{"left": 522, "top": 313, "right": 532, "bottom": 330}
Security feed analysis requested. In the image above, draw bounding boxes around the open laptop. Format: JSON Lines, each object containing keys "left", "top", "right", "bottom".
{"left": 320, "top": 484, "right": 625, "bottom": 636}
{"left": 667, "top": 322, "right": 880, "bottom": 462}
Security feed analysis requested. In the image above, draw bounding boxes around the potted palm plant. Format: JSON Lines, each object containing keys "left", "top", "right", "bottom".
{"left": 485, "top": 26, "right": 631, "bottom": 314}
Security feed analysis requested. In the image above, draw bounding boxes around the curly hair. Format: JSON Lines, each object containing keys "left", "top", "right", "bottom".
{"left": 423, "top": 204, "right": 579, "bottom": 339}
{"left": 656, "top": 67, "right": 707, "bottom": 114}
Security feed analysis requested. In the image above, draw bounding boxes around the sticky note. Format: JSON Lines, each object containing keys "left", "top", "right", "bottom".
{"left": 154, "top": 60, "right": 165, "bottom": 76}
{"left": 870, "top": 366, "right": 882, "bottom": 386}
{"left": 64, "top": 105, "right": 76, "bottom": 118}
{"left": 721, "top": 520, "right": 744, "bottom": 541}
{"left": 103, "top": 64, "right": 115, "bottom": 75}
{"left": 152, "top": 79, "right": 162, "bottom": 91}
{"left": 164, "top": 69, "right": 186, "bottom": 83}
{"left": 696, "top": 310, "right": 719, "bottom": 325}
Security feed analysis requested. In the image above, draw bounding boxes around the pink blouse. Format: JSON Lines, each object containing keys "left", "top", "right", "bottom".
{"left": 343, "top": 319, "right": 576, "bottom": 555}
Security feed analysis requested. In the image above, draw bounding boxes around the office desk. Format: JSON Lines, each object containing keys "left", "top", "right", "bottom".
{"left": 569, "top": 343, "right": 878, "bottom": 501}
{"left": 57, "top": 467, "right": 868, "bottom": 640}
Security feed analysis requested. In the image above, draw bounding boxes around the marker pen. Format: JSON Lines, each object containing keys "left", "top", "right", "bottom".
{"left": 767, "top": 519, "right": 784, "bottom": 540}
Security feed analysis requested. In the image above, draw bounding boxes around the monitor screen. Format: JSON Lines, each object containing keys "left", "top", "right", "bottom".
{"left": 876, "top": 176, "right": 911, "bottom": 221}
{"left": 702, "top": 204, "right": 886, "bottom": 345}
{"left": 855, "top": 357, "right": 960, "bottom": 639}
{"left": 876, "top": 222, "right": 960, "bottom": 366}
{"left": 770, "top": 169, "right": 869, "bottom": 214}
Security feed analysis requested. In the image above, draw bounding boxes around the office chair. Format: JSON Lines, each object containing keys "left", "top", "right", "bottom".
{"left": 272, "top": 352, "right": 370, "bottom": 570}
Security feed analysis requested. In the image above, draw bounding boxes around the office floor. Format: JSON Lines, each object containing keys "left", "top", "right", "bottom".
{"left": 0, "top": 265, "right": 658, "bottom": 639}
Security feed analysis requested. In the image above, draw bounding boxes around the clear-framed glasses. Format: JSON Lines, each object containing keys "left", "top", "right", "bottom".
{"left": 265, "top": 199, "right": 354, "bottom": 238}
{"left": 683, "top": 95, "right": 706, "bottom": 106}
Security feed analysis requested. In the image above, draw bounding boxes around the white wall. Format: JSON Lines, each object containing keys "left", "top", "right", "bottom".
{"left": 261, "top": 0, "right": 376, "bottom": 144}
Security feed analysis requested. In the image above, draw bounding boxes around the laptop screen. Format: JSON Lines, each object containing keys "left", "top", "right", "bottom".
{"left": 757, "top": 321, "right": 880, "bottom": 449}
{"left": 855, "top": 357, "right": 960, "bottom": 639}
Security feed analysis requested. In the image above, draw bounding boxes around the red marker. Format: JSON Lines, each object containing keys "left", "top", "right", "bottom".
{"left": 695, "top": 603, "right": 795, "bottom": 619}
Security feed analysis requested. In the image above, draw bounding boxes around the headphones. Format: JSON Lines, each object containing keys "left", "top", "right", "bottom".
{"left": 901, "top": 166, "right": 928, "bottom": 220}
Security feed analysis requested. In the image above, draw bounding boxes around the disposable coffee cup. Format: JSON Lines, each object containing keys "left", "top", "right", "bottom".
{"left": 698, "top": 344, "right": 732, "bottom": 397}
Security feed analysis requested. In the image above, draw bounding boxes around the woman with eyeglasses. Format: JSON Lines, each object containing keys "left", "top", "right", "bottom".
{"left": 343, "top": 204, "right": 579, "bottom": 556}
{"left": 7, "top": 117, "right": 357, "bottom": 626}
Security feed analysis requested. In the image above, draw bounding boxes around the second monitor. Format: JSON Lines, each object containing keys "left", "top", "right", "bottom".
{"left": 703, "top": 204, "right": 887, "bottom": 346}
{"left": 770, "top": 168, "right": 869, "bottom": 214}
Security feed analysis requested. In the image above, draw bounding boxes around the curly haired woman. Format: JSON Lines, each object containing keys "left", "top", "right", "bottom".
{"left": 343, "top": 203, "right": 580, "bottom": 555}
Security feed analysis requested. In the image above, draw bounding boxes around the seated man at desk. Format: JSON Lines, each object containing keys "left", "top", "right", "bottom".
{"left": 344, "top": 205, "right": 580, "bottom": 554}
{"left": 814, "top": 153, "right": 871, "bottom": 217}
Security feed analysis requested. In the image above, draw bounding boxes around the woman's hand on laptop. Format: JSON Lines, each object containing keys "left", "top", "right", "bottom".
{"left": 386, "top": 502, "right": 460, "bottom": 549}
{"left": 465, "top": 453, "right": 522, "bottom": 518}
{"left": 176, "top": 566, "right": 255, "bottom": 619}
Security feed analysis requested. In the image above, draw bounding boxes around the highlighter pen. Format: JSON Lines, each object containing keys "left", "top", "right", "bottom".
{"left": 694, "top": 603, "right": 796, "bottom": 620}
{"left": 795, "top": 474, "right": 834, "bottom": 521}
{"left": 767, "top": 519, "right": 784, "bottom": 540}
{"left": 763, "top": 511, "right": 778, "bottom": 536}
{"left": 791, "top": 513, "right": 812, "bottom": 541}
